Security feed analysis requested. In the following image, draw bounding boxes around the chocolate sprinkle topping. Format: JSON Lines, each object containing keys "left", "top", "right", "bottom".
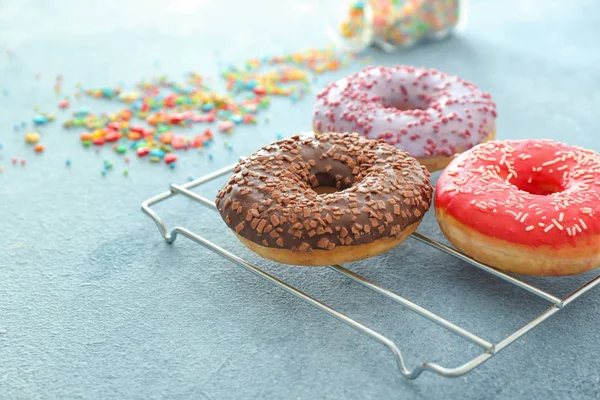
{"left": 215, "top": 132, "right": 433, "bottom": 253}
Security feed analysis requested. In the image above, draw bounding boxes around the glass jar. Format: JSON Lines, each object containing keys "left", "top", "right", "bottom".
{"left": 325, "top": 0, "right": 467, "bottom": 52}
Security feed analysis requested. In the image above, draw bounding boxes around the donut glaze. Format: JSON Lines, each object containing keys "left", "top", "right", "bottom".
{"left": 312, "top": 66, "right": 496, "bottom": 169}
{"left": 435, "top": 139, "right": 600, "bottom": 275}
{"left": 216, "top": 132, "right": 433, "bottom": 266}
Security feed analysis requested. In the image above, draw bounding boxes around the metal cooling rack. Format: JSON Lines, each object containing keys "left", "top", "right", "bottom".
{"left": 141, "top": 161, "right": 600, "bottom": 380}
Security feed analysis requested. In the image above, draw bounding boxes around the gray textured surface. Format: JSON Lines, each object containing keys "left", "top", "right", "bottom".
{"left": 1, "top": 0, "right": 600, "bottom": 398}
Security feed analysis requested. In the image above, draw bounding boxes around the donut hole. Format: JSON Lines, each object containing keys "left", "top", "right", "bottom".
{"left": 388, "top": 102, "right": 426, "bottom": 111}
{"left": 312, "top": 172, "right": 352, "bottom": 194}
{"left": 380, "top": 92, "right": 430, "bottom": 111}
{"left": 510, "top": 175, "right": 564, "bottom": 196}
{"left": 384, "top": 100, "right": 428, "bottom": 111}
{"left": 313, "top": 186, "right": 340, "bottom": 195}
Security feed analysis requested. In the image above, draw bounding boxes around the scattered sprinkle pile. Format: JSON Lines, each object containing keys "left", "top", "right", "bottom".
{"left": 3, "top": 47, "right": 358, "bottom": 175}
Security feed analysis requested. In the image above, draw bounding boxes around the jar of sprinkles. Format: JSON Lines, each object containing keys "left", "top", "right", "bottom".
{"left": 326, "top": 0, "right": 466, "bottom": 52}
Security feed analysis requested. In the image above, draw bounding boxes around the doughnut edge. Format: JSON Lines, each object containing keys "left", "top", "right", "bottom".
{"left": 234, "top": 220, "right": 422, "bottom": 266}
{"left": 435, "top": 207, "right": 600, "bottom": 276}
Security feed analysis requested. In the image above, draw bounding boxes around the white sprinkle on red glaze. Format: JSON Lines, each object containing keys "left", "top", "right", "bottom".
{"left": 312, "top": 66, "right": 497, "bottom": 159}
{"left": 435, "top": 139, "right": 600, "bottom": 247}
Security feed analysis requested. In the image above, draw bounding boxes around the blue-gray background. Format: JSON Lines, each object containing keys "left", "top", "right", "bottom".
{"left": 1, "top": 0, "right": 600, "bottom": 398}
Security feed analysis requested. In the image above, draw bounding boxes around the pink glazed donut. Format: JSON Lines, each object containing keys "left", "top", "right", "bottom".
{"left": 312, "top": 65, "right": 497, "bottom": 171}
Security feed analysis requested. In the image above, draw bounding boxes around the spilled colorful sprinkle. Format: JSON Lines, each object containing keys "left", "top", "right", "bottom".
{"left": 5, "top": 47, "right": 359, "bottom": 174}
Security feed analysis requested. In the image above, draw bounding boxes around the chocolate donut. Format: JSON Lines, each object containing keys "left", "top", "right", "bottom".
{"left": 215, "top": 132, "right": 433, "bottom": 266}
{"left": 312, "top": 65, "right": 497, "bottom": 172}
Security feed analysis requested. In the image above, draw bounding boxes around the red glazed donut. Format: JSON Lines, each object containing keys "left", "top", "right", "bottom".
{"left": 312, "top": 65, "right": 497, "bottom": 172}
{"left": 435, "top": 139, "right": 600, "bottom": 276}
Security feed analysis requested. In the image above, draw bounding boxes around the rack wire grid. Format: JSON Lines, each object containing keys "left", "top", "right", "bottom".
{"left": 141, "top": 160, "right": 600, "bottom": 380}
